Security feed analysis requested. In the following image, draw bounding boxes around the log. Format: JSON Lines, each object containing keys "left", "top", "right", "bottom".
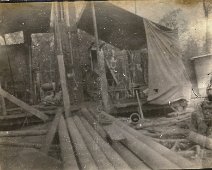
{"left": 98, "top": 110, "right": 194, "bottom": 169}
{"left": 153, "top": 138, "right": 189, "bottom": 143}
{"left": 136, "top": 114, "right": 190, "bottom": 129}
{"left": 177, "top": 150, "right": 195, "bottom": 157}
{"left": 66, "top": 117, "right": 98, "bottom": 170}
{"left": 41, "top": 108, "right": 63, "bottom": 154}
{"left": 73, "top": 116, "right": 115, "bottom": 170}
{"left": 0, "top": 129, "right": 47, "bottom": 137}
{"left": 0, "top": 87, "right": 49, "bottom": 121}
{"left": 112, "top": 142, "right": 151, "bottom": 170}
{"left": 6, "top": 107, "right": 22, "bottom": 112}
{"left": 58, "top": 115, "right": 79, "bottom": 170}
{"left": 81, "top": 108, "right": 149, "bottom": 170}
{"left": 33, "top": 105, "right": 57, "bottom": 111}
{"left": 80, "top": 116, "right": 131, "bottom": 170}
{"left": 114, "top": 124, "right": 180, "bottom": 169}
{"left": 103, "top": 123, "right": 126, "bottom": 142}
{"left": 0, "top": 140, "right": 59, "bottom": 150}
{"left": 81, "top": 108, "right": 107, "bottom": 139}
{"left": 188, "top": 131, "right": 212, "bottom": 150}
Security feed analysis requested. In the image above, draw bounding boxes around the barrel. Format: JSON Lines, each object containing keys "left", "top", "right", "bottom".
{"left": 191, "top": 54, "right": 212, "bottom": 96}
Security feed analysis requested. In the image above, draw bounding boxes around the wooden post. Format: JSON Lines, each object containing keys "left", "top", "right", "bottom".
{"left": 136, "top": 90, "right": 144, "bottom": 119}
{"left": 24, "top": 32, "right": 34, "bottom": 104}
{"left": 0, "top": 81, "right": 6, "bottom": 116}
{"left": 67, "top": 2, "right": 84, "bottom": 103}
{"left": 54, "top": 2, "right": 71, "bottom": 117}
{"left": 91, "top": 2, "right": 110, "bottom": 112}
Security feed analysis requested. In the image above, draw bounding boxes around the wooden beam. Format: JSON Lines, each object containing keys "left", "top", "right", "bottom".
{"left": 0, "top": 87, "right": 48, "bottom": 121}
{"left": 136, "top": 90, "right": 144, "bottom": 119}
{"left": 0, "top": 129, "right": 47, "bottom": 137}
{"left": 58, "top": 115, "right": 79, "bottom": 170}
{"left": 0, "top": 141, "right": 44, "bottom": 149}
{"left": 41, "top": 107, "right": 63, "bottom": 154}
{"left": 73, "top": 116, "right": 115, "bottom": 170}
{"left": 91, "top": 2, "right": 111, "bottom": 112}
{"left": 66, "top": 117, "right": 98, "bottom": 170}
{"left": 0, "top": 81, "right": 6, "bottom": 116}
{"left": 24, "top": 32, "right": 34, "bottom": 104}
{"left": 54, "top": 3, "right": 71, "bottom": 117}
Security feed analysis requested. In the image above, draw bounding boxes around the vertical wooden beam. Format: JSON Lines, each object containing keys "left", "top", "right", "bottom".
{"left": 136, "top": 90, "right": 144, "bottom": 119}
{"left": 66, "top": 2, "right": 84, "bottom": 103}
{"left": 0, "top": 80, "right": 6, "bottom": 116}
{"left": 54, "top": 2, "right": 71, "bottom": 117}
{"left": 91, "top": 2, "right": 110, "bottom": 112}
{"left": 24, "top": 32, "right": 34, "bottom": 104}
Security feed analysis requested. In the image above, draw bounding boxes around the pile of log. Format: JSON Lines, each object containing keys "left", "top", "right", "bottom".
{"left": 0, "top": 105, "right": 196, "bottom": 169}
{"left": 56, "top": 107, "right": 195, "bottom": 170}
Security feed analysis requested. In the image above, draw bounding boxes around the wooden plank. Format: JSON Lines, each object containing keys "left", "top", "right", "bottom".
{"left": 41, "top": 107, "right": 63, "bottom": 154}
{"left": 66, "top": 117, "right": 98, "bottom": 170}
{"left": 58, "top": 115, "right": 79, "bottom": 170}
{"left": 0, "top": 81, "right": 6, "bottom": 116}
{"left": 103, "top": 123, "right": 126, "bottom": 142}
{"left": 99, "top": 110, "right": 194, "bottom": 169}
{"left": 80, "top": 116, "right": 131, "bottom": 170}
{"left": 0, "top": 88, "right": 49, "bottom": 121}
{"left": 0, "top": 129, "right": 47, "bottom": 137}
{"left": 73, "top": 116, "right": 115, "bottom": 170}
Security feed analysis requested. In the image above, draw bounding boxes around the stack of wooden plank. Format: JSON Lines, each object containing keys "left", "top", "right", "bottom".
{"left": 58, "top": 107, "right": 195, "bottom": 170}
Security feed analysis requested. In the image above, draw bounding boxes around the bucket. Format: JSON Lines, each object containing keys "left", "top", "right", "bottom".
{"left": 191, "top": 54, "right": 212, "bottom": 96}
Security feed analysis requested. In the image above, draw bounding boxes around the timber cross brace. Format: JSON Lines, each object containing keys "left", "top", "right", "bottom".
{"left": 0, "top": 87, "right": 49, "bottom": 122}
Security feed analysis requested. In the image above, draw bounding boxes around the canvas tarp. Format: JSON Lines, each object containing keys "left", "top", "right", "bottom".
{"left": 144, "top": 19, "right": 192, "bottom": 105}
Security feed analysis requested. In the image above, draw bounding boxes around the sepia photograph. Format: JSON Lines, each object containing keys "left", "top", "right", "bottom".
{"left": 0, "top": 0, "right": 212, "bottom": 169}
